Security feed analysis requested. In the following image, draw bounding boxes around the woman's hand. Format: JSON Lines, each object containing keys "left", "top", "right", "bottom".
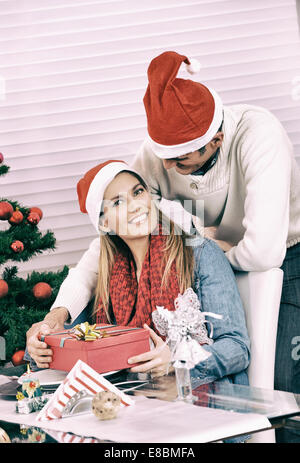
{"left": 26, "top": 307, "right": 69, "bottom": 369}
{"left": 127, "top": 324, "right": 172, "bottom": 377}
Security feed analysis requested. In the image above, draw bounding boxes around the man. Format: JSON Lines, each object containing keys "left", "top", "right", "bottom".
{"left": 27, "top": 51, "right": 300, "bottom": 442}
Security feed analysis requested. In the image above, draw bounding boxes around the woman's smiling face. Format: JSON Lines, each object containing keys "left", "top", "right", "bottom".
{"left": 100, "top": 171, "right": 158, "bottom": 239}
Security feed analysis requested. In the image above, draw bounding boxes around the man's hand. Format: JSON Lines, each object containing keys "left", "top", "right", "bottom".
{"left": 192, "top": 217, "right": 219, "bottom": 240}
{"left": 204, "top": 226, "right": 218, "bottom": 239}
{"left": 203, "top": 227, "right": 234, "bottom": 252}
{"left": 127, "top": 324, "right": 172, "bottom": 377}
{"left": 211, "top": 239, "right": 233, "bottom": 252}
{"left": 26, "top": 307, "right": 69, "bottom": 369}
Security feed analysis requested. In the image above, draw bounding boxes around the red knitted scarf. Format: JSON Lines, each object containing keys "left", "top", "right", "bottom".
{"left": 96, "top": 228, "right": 180, "bottom": 331}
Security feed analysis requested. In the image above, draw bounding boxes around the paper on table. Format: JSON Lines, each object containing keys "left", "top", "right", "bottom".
{"left": 0, "top": 394, "right": 271, "bottom": 443}
{"left": 45, "top": 429, "right": 100, "bottom": 443}
{"left": 36, "top": 359, "right": 134, "bottom": 421}
{"left": 45, "top": 395, "right": 271, "bottom": 443}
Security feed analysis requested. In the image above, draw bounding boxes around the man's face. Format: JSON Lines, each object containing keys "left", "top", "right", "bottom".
{"left": 162, "top": 132, "right": 224, "bottom": 175}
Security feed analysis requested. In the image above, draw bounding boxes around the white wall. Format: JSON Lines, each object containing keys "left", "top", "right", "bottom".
{"left": 0, "top": 0, "right": 300, "bottom": 276}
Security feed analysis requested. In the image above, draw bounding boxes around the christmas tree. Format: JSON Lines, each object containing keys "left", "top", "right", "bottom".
{"left": 0, "top": 153, "right": 69, "bottom": 364}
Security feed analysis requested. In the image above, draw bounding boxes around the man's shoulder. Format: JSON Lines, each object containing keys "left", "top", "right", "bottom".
{"left": 138, "top": 138, "right": 160, "bottom": 159}
{"left": 226, "top": 104, "right": 290, "bottom": 159}
{"left": 132, "top": 138, "right": 166, "bottom": 181}
{"left": 228, "top": 103, "right": 281, "bottom": 132}
{"left": 133, "top": 138, "right": 160, "bottom": 165}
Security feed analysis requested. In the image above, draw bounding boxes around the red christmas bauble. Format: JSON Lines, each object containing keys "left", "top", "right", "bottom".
{"left": 0, "top": 201, "right": 13, "bottom": 220}
{"left": 33, "top": 282, "right": 52, "bottom": 300}
{"left": 8, "top": 209, "right": 24, "bottom": 225}
{"left": 27, "top": 212, "right": 40, "bottom": 225}
{"left": 11, "top": 350, "right": 26, "bottom": 366}
{"left": 10, "top": 240, "right": 24, "bottom": 253}
{"left": 30, "top": 207, "right": 43, "bottom": 220}
{"left": 0, "top": 280, "right": 8, "bottom": 298}
{"left": 0, "top": 152, "right": 4, "bottom": 163}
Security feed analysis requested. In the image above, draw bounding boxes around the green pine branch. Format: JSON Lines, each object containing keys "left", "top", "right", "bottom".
{"left": 0, "top": 164, "right": 70, "bottom": 362}
{"left": 0, "top": 164, "right": 9, "bottom": 177}
{"left": 0, "top": 198, "right": 56, "bottom": 265}
{"left": 0, "top": 266, "right": 69, "bottom": 360}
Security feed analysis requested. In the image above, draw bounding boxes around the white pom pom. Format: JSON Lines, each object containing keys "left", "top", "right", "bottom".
{"left": 186, "top": 58, "right": 201, "bottom": 75}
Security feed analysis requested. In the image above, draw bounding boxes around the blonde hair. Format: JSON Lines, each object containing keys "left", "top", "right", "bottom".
{"left": 93, "top": 209, "right": 194, "bottom": 322}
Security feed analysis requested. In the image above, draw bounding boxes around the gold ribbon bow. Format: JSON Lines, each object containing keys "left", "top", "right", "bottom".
{"left": 72, "top": 322, "right": 102, "bottom": 341}
{"left": 16, "top": 391, "right": 25, "bottom": 401}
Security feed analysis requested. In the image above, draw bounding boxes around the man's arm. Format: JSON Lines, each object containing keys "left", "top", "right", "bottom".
{"left": 225, "top": 117, "right": 292, "bottom": 271}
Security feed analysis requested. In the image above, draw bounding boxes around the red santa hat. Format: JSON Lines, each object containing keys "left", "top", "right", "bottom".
{"left": 143, "top": 51, "right": 223, "bottom": 158}
{"left": 77, "top": 160, "right": 144, "bottom": 232}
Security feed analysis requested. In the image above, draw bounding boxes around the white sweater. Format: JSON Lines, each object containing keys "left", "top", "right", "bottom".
{"left": 52, "top": 104, "right": 300, "bottom": 321}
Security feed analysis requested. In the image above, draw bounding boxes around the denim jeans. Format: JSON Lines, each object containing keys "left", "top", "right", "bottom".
{"left": 275, "top": 242, "right": 300, "bottom": 443}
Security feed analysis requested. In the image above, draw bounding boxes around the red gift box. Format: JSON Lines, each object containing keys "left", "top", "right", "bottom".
{"left": 39, "top": 324, "right": 150, "bottom": 374}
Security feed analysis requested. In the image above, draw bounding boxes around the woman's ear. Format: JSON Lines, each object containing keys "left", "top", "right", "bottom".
{"left": 98, "top": 216, "right": 111, "bottom": 233}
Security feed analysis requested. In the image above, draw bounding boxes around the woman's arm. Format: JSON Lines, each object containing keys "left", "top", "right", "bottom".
{"left": 50, "top": 237, "right": 100, "bottom": 322}
{"left": 26, "top": 307, "right": 69, "bottom": 368}
{"left": 25, "top": 238, "right": 100, "bottom": 366}
{"left": 192, "top": 239, "right": 251, "bottom": 384}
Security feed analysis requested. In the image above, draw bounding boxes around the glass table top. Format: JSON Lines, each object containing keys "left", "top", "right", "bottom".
{"left": 1, "top": 370, "right": 300, "bottom": 443}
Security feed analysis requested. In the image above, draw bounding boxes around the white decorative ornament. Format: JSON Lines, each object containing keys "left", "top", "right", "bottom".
{"left": 172, "top": 337, "right": 211, "bottom": 369}
{"left": 153, "top": 287, "right": 222, "bottom": 354}
{"left": 152, "top": 287, "right": 222, "bottom": 402}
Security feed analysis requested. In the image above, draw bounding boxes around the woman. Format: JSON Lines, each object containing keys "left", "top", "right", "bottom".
{"left": 27, "top": 160, "right": 250, "bottom": 385}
